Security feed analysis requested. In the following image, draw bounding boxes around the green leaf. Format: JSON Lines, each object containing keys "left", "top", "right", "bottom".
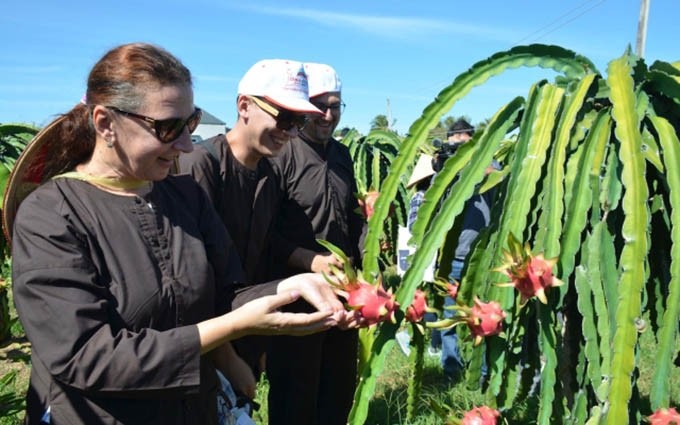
{"left": 559, "top": 111, "right": 611, "bottom": 283}
{"left": 604, "top": 51, "right": 650, "bottom": 425}
{"left": 647, "top": 116, "right": 680, "bottom": 409}
{"left": 536, "top": 74, "right": 597, "bottom": 259}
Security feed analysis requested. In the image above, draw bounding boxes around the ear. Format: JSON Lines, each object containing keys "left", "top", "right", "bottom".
{"left": 236, "top": 95, "right": 251, "bottom": 119}
{"left": 92, "top": 105, "right": 115, "bottom": 140}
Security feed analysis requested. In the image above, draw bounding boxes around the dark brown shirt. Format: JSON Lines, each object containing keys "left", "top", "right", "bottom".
{"left": 11, "top": 175, "right": 273, "bottom": 425}
{"left": 269, "top": 136, "right": 364, "bottom": 275}
{"left": 179, "top": 135, "right": 295, "bottom": 283}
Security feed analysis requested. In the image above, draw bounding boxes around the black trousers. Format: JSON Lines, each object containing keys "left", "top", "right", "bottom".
{"left": 266, "top": 327, "right": 358, "bottom": 425}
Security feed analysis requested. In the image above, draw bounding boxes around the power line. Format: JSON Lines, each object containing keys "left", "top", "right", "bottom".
{"left": 514, "top": 0, "right": 606, "bottom": 45}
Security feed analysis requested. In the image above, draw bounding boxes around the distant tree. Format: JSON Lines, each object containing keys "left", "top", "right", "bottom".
{"left": 334, "top": 126, "right": 354, "bottom": 139}
{"left": 475, "top": 117, "right": 491, "bottom": 133}
{"left": 370, "top": 114, "right": 390, "bottom": 131}
{"left": 428, "top": 115, "right": 472, "bottom": 142}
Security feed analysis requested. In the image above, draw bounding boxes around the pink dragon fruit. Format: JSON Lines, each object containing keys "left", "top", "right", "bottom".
{"left": 649, "top": 407, "right": 680, "bottom": 425}
{"left": 427, "top": 296, "right": 506, "bottom": 346}
{"left": 446, "top": 281, "right": 459, "bottom": 299}
{"left": 461, "top": 406, "right": 501, "bottom": 425}
{"left": 405, "top": 289, "right": 428, "bottom": 323}
{"left": 433, "top": 278, "right": 459, "bottom": 300}
{"left": 466, "top": 298, "right": 506, "bottom": 346}
{"left": 495, "top": 233, "right": 563, "bottom": 305}
{"left": 345, "top": 280, "right": 399, "bottom": 326}
{"left": 356, "top": 189, "right": 395, "bottom": 221}
{"left": 358, "top": 190, "right": 379, "bottom": 220}
{"left": 317, "top": 239, "right": 399, "bottom": 327}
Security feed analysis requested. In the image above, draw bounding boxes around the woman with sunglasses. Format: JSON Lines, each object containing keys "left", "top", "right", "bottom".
{"left": 6, "top": 43, "right": 348, "bottom": 425}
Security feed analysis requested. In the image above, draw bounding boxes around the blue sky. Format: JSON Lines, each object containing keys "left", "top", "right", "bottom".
{"left": 1, "top": 0, "right": 677, "bottom": 136}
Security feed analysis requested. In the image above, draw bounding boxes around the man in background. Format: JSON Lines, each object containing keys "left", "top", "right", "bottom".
{"left": 268, "top": 63, "right": 364, "bottom": 425}
{"left": 437, "top": 118, "right": 498, "bottom": 381}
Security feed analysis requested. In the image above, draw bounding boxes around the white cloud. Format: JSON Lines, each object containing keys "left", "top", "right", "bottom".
{"left": 233, "top": 4, "right": 515, "bottom": 42}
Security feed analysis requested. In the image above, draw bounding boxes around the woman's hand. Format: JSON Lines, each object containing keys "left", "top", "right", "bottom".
{"left": 198, "top": 290, "right": 337, "bottom": 354}
{"left": 276, "top": 272, "right": 345, "bottom": 314}
{"left": 333, "top": 309, "right": 366, "bottom": 330}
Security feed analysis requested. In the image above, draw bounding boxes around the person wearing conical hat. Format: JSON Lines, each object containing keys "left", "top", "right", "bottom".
{"left": 6, "top": 43, "right": 351, "bottom": 425}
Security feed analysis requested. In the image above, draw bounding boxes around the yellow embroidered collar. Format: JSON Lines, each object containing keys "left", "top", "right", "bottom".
{"left": 53, "top": 171, "right": 150, "bottom": 191}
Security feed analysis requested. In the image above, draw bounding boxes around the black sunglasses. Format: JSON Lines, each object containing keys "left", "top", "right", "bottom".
{"left": 311, "top": 100, "right": 345, "bottom": 114}
{"left": 250, "top": 97, "right": 307, "bottom": 131}
{"left": 106, "top": 106, "right": 202, "bottom": 143}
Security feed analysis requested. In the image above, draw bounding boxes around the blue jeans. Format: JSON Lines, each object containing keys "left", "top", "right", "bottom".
{"left": 424, "top": 312, "right": 441, "bottom": 349}
{"left": 441, "top": 260, "right": 465, "bottom": 378}
{"left": 441, "top": 259, "right": 488, "bottom": 380}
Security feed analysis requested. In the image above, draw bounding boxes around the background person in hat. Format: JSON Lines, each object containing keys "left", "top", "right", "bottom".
{"left": 267, "top": 63, "right": 363, "bottom": 425}
{"left": 395, "top": 154, "right": 442, "bottom": 357}
{"left": 178, "top": 59, "right": 357, "bottom": 382}
{"left": 433, "top": 118, "right": 500, "bottom": 382}
{"left": 7, "top": 43, "right": 352, "bottom": 425}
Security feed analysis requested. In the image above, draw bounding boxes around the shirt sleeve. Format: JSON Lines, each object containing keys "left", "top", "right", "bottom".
{"left": 407, "top": 191, "right": 425, "bottom": 232}
{"left": 11, "top": 189, "right": 202, "bottom": 398}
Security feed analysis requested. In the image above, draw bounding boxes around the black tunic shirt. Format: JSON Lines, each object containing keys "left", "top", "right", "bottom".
{"left": 11, "top": 175, "right": 273, "bottom": 425}
{"left": 179, "top": 135, "right": 295, "bottom": 283}
{"left": 270, "top": 136, "right": 364, "bottom": 275}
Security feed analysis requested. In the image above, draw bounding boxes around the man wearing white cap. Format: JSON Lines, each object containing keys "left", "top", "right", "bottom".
{"left": 178, "top": 59, "right": 341, "bottom": 383}
{"left": 267, "top": 63, "right": 362, "bottom": 425}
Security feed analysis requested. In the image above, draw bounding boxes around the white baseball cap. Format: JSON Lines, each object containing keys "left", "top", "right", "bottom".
{"left": 237, "top": 59, "right": 323, "bottom": 115}
{"left": 303, "top": 63, "right": 342, "bottom": 98}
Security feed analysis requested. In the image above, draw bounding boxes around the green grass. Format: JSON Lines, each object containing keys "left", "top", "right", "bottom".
{"left": 250, "top": 343, "right": 488, "bottom": 425}
{"left": 0, "top": 289, "right": 29, "bottom": 425}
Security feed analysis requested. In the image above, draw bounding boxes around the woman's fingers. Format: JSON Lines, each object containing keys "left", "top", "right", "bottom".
{"left": 275, "top": 310, "right": 337, "bottom": 335}
{"left": 278, "top": 273, "right": 345, "bottom": 313}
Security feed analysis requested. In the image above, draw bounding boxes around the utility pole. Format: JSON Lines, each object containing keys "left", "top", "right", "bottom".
{"left": 635, "top": 0, "right": 650, "bottom": 57}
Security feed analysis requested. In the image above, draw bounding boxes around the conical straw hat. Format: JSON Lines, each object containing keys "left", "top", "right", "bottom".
{"left": 2, "top": 114, "right": 74, "bottom": 243}
{"left": 406, "top": 154, "right": 435, "bottom": 189}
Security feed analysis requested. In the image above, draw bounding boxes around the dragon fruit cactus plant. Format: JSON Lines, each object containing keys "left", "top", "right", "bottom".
{"left": 495, "top": 232, "right": 563, "bottom": 305}
{"left": 317, "top": 239, "right": 399, "bottom": 327}
{"left": 648, "top": 407, "right": 680, "bottom": 425}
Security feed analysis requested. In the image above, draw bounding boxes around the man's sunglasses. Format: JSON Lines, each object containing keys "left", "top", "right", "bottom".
{"left": 249, "top": 96, "right": 307, "bottom": 131}
{"left": 311, "top": 100, "right": 345, "bottom": 114}
{"left": 106, "top": 106, "right": 202, "bottom": 144}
